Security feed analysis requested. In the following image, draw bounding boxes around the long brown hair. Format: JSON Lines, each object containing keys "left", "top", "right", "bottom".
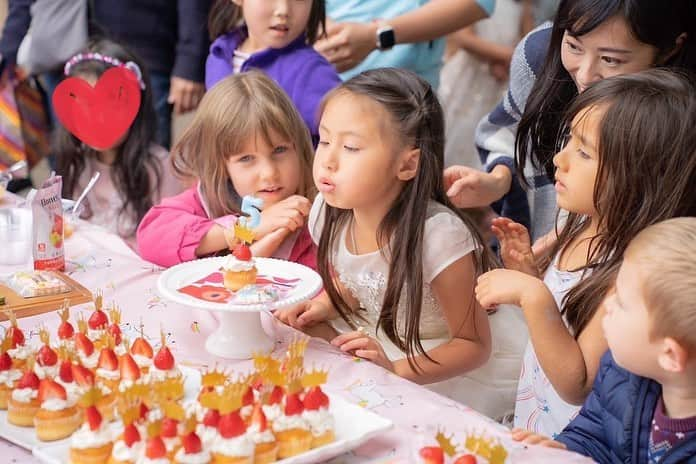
{"left": 546, "top": 69, "right": 696, "bottom": 337}
{"left": 171, "top": 71, "right": 315, "bottom": 218}
{"left": 316, "top": 69, "right": 496, "bottom": 370}
{"left": 515, "top": 0, "right": 696, "bottom": 188}
{"left": 208, "top": 0, "right": 326, "bottom": 44}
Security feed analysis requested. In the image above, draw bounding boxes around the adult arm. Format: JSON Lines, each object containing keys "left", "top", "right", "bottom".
{"left": 0, "top": 0, "right": 33, "bottom": 70}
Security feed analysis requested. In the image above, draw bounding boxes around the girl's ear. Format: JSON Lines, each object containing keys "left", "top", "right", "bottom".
{"left": 659, "top": 32, "right": 688, "bottom": 64}
{"left": 657, "top": 337, "right": 688, "bottom": 373}
{"left": 396, "top": 148, "right": 420, "bottom": 181}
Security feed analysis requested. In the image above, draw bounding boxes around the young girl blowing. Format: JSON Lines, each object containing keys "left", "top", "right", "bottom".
{"left": 137, "top": 71, "right": 317, "bottom": 269}
{"left": 55, "top": 39, "right": 183, "bottom": 248}
{"left": 475, "top": 69, "right": 696, "bottom": 437}
{"left": 276, "top": 68, "right": 528, "bottom": 420}
{"left": 205, "top": 0, "right": 340, "bottom": 140}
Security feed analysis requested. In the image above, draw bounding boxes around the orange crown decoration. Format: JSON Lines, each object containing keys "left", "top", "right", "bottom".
{"left": 464, "top": 431, "right": 508, "bottom": 464}
{"left": 76, "top": 313, "right": 88, "bottom": 334}
{"left": 94, "top": 289, "right": 103, "bottom": 312}
{"left": 146, "top": 419, "right": 162, "bottom": 439}
{"left": 108, "top": 304, "right": 121, "bottom": 326}
{"left": 38, "top": 326, "right": 50, "bottom": 346}
{"left": 436, "top": 430, "right": 459, "bottom": 457}
{"left": 96, "top": 332, "right": 115, "bottom": 352}
{"left": 301, "top": 367, "right": 328, "bottom": 388}
{"left": 198, "top": 390, "right": 221, "bottom": 411}
{"left": 183, "top": 410, "right": 198, "bottom": 434}
{"left": 78, "top": 387, "right": 104, "bottom": 409}
{"left": 286, "top": 336, "right": 309, "bottom": 361}
{"left": 3, "top": 308, "right": 18, "bottom": 328}
{"left": 252, "top": 353, "right": 281, "bottom": 374}
{"left": 285, "top": 369, "right": 304, "bottom": 395}
{"left": 57, "top": 345, "right": 75, "bottom": 362}
{"left": 153, "top": 374, "right": 185, "bottom": 401}
{"left": 119, "top": 381, "right": 149, "bottom": 405}
{"left": 24, "top": 355, "right": 36, "bottom": 373}
{"left": 119, "top": 401, "right": 141, "bottom": 426}
{"left": 1, "top": 334, "right": 12, "bottom": 354}
{"left": 201, "top": 366, "right": 228, "bottom": 388}
{"left": 58, "top": 299, "right": 71, "bottom": 323}
{"left": 163, "top": 401, "right": 185, "bottom": 422}
{"left": 260, "top": 366, "right": 285, "bottom": 389}
{"left": 218, "top": 381, "right": 246, "bottom": 415}
{"left": 233, "top": 221, "right": 255, "bottom": 245}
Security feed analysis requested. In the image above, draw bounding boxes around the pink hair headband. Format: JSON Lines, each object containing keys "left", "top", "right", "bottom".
{"left": 64, "top": 52, "right": 146, "bottom": 90}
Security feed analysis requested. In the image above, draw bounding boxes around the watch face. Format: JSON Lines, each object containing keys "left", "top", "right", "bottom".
{"left": 378, "top": 28, "right": 395, "bottom": 50}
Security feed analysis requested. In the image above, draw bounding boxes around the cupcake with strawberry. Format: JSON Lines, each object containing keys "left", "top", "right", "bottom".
{"left": 56, "top": 301, "right": 76, "bottom": 350}
{"left": 95, "top": 334, "right": 121, "bottom": 391}
{"left": 301, "top": 370, "right": 335, "bottom": 448}
{"left": 0, "top": 335, "right": 22, "bottom": 410}
{"left": 142, "top": 418, "right": 171, "bottom": 464}
{"left": 35, "top": 328, "right": 60, "bottom": 379}
{"left": 75, "top": 315, "right": 99, "bottom": 371}
{"left": 222, "top": 243, "right": 257, "bottom": 291}
{"left": 34, "top": 377, "right": 82, "bottom": 441}
{"left": 174, "top": 408, "right": 211, "bottom": 464}
{"left": 7, "top": 357, "right": 41, "bottom": 426}
{"left": 248, "top": 403, "right": 278, "bottom": 464}
{"left": 4, "top": 309, "right": 33, "bottom": 370}
{"left": 130, "top": 325, "right": 154, "bottom": 374}
{"left": 150, "top": 331, "right": 181, "bottom": 387}
{"left": 117, "top": 350, "right": 142, "bottom": 394}
{"left": 160, "top": 401, "right": 184, "bottom": 459}
{"left": 87, "top": 291, "right": 109, "bottom": 341}
{"left": 203, "top": 385, "right": 254, "bottom": 464}
{"left": 108, "top": 403, "right": 143, "bottom": 464}
{"left": 106, "top": 305, "right": 123, "bottom": 347}
{"left": 70, "top": 388, "right": 114, "bottom": 464}
{"left": 273, "top": 389, "right": 312, "bottom": 458}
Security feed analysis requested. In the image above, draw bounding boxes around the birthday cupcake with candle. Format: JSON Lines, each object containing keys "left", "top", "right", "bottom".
{"left": 222, "top": 243, "right": 257, "bottom": 292}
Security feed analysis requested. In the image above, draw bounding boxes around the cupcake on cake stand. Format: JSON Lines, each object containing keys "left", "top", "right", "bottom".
{"left": 157, "top": 204, "right": 322, "bottom": 360}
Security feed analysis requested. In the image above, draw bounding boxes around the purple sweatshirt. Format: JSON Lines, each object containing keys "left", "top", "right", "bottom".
{"left": 205, "top": 27, "right": 341, "bottom": 139}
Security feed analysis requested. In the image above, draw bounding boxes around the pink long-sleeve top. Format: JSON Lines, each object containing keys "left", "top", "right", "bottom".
{"left": 136, "top": 185, "right": 317, "bottom": 270}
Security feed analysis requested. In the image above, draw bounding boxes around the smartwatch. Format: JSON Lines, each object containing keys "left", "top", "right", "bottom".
{"left": 376, "top": 24, "right": 396, "bottom": 51}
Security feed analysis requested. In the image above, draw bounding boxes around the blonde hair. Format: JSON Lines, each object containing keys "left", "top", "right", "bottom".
{"left": 625, "top": 217, "right": 696, "bottom": 352}
{"left": 171, "top": 71, "right": 315, "bottom": 218}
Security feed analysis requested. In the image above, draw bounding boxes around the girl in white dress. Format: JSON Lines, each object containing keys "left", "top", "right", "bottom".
{"left": 276, "top": 68, "right": 527, "bottom": 420}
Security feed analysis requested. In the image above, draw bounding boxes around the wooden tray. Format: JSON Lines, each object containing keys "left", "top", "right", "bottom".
{"left": 0, "top": 272, "right": 93, "bottom": 320}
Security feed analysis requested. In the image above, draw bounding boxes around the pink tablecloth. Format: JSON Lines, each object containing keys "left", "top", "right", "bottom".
{"left": 0, "top": 198, "right": 591, "bottom": 463}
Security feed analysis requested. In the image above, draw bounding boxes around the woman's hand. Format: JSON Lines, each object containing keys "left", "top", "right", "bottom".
{"left": 491, "top": 217, "right": 538, "bottom": 276}
{"left": 331, "top": 330, "right": 394, "bottom": 372}
{"left": 315, "top": 21, "right": 378, "bottom": 72}
{"left": 254, "top": 195, "right": 311, "bottom": 239}
{"left": 444, "top": 164, "right": 512, "bottom": 208}
{"left": 511, "top": 428, "right": 567, "bottom": 449}
{"left": 475, "top": 268, "right": 551, "bottom": 310}
{"left": 274, "top": 298, "right": 338, "bottom": 329}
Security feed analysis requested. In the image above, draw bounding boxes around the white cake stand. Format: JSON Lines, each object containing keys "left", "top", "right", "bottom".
{"left": 157, "top": 257, "right": 322, "bottom": 359}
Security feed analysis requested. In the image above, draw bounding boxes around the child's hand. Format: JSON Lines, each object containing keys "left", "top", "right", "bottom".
{"left": 475, "top": 269, "right": 550, "bottom": 310}
{"left": 255, "top": 195, "right": 311, "bottom": 239}
{"left": 491, "top": 217, "right": 538, "bottom": 276}
{"left": 250, "top": 228, "right": 291, "bottom": 257}
{"left": 274, "top": 299, "right": 337, "bottom": 329}
{"left": 331, "top": 330, "right": 394, "bottom": 372}
{"left": 511, "top": 428, "right": 567, "bottom": 449}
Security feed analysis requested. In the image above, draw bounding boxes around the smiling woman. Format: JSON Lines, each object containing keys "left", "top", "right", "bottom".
{"left": 444, "top": 0, "right": 696, "bottom": 242}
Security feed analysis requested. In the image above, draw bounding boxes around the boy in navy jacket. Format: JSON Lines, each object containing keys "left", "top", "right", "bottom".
{"left": 512, "top": 218, "right": 696, "bottom": 463}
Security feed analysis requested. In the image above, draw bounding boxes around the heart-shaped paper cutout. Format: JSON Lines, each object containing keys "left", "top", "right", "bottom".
{"left": 53, "top": 67, "right": 141, "bottom": 150}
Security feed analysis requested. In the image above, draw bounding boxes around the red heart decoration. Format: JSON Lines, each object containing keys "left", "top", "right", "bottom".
{"left": 52, "top": 67, "right": 141, "bottom": 150}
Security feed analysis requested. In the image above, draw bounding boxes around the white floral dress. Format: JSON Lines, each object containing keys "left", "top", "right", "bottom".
{"left": 309, "top": 195, "right": 528, "bottom": 419}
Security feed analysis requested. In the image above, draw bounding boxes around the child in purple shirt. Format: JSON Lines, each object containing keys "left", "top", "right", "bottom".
{"left": 205, "top": 0, "right": 340, "bottom": 141}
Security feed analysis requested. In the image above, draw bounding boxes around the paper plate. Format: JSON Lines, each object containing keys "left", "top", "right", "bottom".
{"left": 157, "top": 256, "right": 323, "bottom": 312}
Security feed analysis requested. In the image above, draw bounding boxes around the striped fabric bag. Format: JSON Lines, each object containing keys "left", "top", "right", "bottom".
{"left": 0, "top": 69, "right": 50, "bottom": 171}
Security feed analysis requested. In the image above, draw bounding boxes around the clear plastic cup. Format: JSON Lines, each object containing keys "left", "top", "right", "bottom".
{"left": 0, "top": 208, "right": 33, "bottom": 265}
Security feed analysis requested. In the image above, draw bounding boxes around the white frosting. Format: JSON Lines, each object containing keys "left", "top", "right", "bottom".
{"left": 147, "top": 408, "right": 164, "bottom": 422}
{"left": 149, "top": 365, "right": 181, "bottom": 381}
{"left": 212, "top": 434, "right": 254, "bottom": 457}
{"left": 87, "top": 328, "right": 105, "bottom": 340}
{"left": 56, "top": 339, "right": 75, "bottom": 351}
{"left": 8, "top": 344, "right": 33, "bottom": 360}
{"left": 195, "top": 424, "right": 219, "bottom": 449}
{"left": 96, "top": 367, "right": 120, "bottom": 380}
{"left": 240, "top": 404, "right": 253, "bottom": 419}
{"left": 132, "top": 354, "right": 152, "bottom": 368}
{"left": 302, "top": 408, "right": 334, "bottom": 436}
{"left": 71, "top": 422, "right": 113, "bottom": 449}
{"left": 57, "top": 379, "right": 85, "bottom": 400}
{"left": 11, "top": 387, "right": 38, "bottom": 402}
{"left": 114, "top": 345, "right": 127, "bottom": 356}
{"left": 34, "top": 362, "right": 59, "bottom": 379}
{"left": 164, "top": 436, "right": 180, "bottom": 451}
{"left": 0, "top": 369, "right": 22, "bottom": 386}
{"left": 41, "top": 397, "right": 76, "bottom": 411}
{"left": 247, "top": 423, "right": 275, "bottom": 444}
{"left": 79, "top": 350, "right": 99, "bottom": 369}
{"left": 222, "top": 255, "right": 255, "bottom": 272}
{"left": 262, "top": 404, "right": 283, "bottom": 422}
{"left": 272, "top": 414, "right": 309, "bottom": 432}
{"left": 112, "top": 439, "right": 143, "bottom": 462}
{"left": 118, "top": 379, "right": 143, "bottom": 393}
{"left": 138, "top": 458, "right": 170, "bottom": 464}
{"left": 174, "top": 447, "right": 211, "bottom": 464}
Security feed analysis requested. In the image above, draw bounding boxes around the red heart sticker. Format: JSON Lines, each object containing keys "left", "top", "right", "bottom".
{"left": 53, "top": 67, "right": 141, "bottom": 150}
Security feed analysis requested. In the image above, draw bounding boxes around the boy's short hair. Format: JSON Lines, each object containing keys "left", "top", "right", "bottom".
{"left": 625, "top": 217, "right": 696, "bottom": 352}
